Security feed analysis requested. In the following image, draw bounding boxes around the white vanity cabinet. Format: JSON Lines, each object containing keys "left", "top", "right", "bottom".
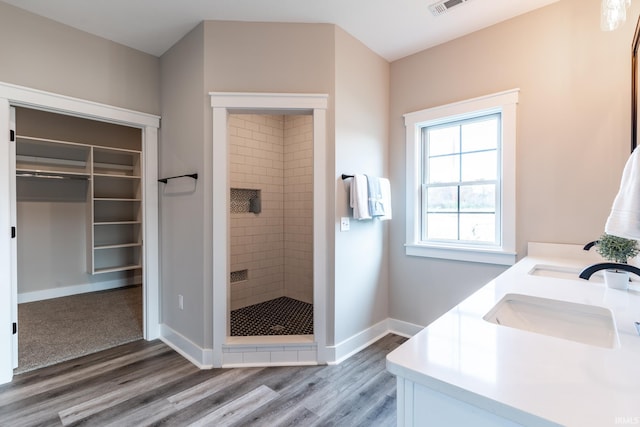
{"left": 387, "top": 243, "right": 640, "bottom": 427}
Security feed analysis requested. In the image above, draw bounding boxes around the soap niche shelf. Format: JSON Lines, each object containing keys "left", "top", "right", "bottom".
{"left": 230, "top": 188, "right": 261, "bottom": 214}
{"left": 230, "top": 269, "right": 248, "bottom": 283}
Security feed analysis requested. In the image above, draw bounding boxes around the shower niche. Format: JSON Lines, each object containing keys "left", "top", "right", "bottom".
{"left": 230, "top": 188, "right": 261, "bottom": 214}
{"left": 228, "top": 113, "right": 314, "bottom": 337}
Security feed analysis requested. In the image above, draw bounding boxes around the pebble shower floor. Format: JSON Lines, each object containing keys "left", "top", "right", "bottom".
{"left": 230, "top": 296, "right": 313, "bottom": 336}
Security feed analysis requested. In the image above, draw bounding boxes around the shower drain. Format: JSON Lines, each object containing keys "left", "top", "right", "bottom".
{"left": 270, "top": 325, "right": 285, "bottom": 332}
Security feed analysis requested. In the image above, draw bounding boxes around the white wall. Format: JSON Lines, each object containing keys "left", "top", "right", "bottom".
{"left": 389, "top": 0, "right": 639, "bottom": 327}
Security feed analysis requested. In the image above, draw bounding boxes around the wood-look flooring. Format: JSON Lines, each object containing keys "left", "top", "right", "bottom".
{"left": 0, "top": 334, "right": 406, "bottom": 426}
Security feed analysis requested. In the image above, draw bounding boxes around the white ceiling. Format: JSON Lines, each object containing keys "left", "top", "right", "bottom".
{"left": 1, "top": 0, "right": 560, "bottom": 61}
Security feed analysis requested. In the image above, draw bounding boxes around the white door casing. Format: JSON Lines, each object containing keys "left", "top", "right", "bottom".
{"left": 0, "top": 82, "right": 160, "bottom": 384}
{"left": 209, "top": 92, "right": 329, "bottom": 366}
{"left": 9, "top": 107, "right": 16, "bottom": 369}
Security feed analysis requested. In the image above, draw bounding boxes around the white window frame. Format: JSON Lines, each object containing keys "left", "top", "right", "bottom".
{"left": 404, "top": 89, "right": 518, "bottom": 265}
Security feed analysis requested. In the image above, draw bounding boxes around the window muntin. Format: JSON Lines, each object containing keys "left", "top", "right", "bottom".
{"left": 421, "top": 114, "right": 501, "bottom": 246}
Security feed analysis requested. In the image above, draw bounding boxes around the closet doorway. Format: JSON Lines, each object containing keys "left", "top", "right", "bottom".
{"left": 0, "top": 82, "right": 160, "bottom": 384}
{"left": 14, "top": 107, "right": 143, "bottom": 372}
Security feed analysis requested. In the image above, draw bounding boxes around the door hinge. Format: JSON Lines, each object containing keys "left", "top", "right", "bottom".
{"left": 10, "top": 226, "right": 15, "bottom": 239}
{"left": 9, "top": 129, "right": 15, "bottom": 142}
{"left": 12, "top": 322, "right": 16, "bottom": 335}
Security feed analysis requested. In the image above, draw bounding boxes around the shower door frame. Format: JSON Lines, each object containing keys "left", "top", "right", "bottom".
{"left": 210, "top": 92, "right": 328, "bottom": 367}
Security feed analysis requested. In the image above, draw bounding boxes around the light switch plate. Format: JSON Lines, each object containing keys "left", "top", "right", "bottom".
{"left": 340, "top": 217, "right": 350, "bottom": 231}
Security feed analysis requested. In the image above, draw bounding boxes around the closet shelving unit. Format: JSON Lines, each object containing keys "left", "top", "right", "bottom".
{"left": 15, "top": 135, "right": 143, "bottom": 275}
{"left": 91, "top": 147, "right": 142, "bottom": 274}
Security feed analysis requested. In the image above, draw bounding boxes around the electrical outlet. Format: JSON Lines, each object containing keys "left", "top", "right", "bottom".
{"left": 179, "top": 294, "right": 184, "bottom": 310}
{"left": 340, "top": 217, "right": 350, "bottom": 231}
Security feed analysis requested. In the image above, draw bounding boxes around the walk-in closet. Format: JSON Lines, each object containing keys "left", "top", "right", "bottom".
{"left": 13, "top": 107, "right": 144, "bottom": 372}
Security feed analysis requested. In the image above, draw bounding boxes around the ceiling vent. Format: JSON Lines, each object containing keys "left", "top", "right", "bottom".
{"left": 428, "top": 0, "right": 473, "bottom": 16}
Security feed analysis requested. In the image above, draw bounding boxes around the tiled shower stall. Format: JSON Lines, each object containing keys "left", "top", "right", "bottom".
{"left": 228, "top": 113, "right": 313, "bottom": 335}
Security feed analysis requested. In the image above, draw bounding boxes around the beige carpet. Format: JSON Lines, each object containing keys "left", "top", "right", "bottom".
{"left": 16, "top": 285, "right": 143, "bottom": 374}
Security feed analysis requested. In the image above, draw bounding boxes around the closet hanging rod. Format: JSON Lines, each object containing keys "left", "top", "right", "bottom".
{"left": 16, "top": 171, "right": 88, "bottom": 180}
{"left": 158, "top": 173, "right": 198, "bottom": 184}
{"left": 341, "top": 174, "right": 354, "bottom": 180}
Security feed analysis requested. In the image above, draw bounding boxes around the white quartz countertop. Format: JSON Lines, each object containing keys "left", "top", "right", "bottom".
{"left": 386, "top": 243, "right": 640, "bottom": 427}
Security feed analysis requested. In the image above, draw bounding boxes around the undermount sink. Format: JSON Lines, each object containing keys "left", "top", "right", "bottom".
{"left": 528, "top": 264, "right": 585, "bottom": 280}
{"left": 483, "top": 293, "right": 619, "bottom": 349}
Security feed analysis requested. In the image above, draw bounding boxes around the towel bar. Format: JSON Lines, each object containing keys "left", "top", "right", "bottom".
{"left": 158, "top": 173, "right": 198, "bottom": 184}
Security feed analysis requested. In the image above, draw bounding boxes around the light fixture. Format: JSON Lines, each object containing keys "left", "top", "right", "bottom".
{"left": 601, "top": 0, "right": 631, "bottom": 31}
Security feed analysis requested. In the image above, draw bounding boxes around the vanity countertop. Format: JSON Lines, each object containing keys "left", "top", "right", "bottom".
{"left": 386, "top": 243, "right": 640, "bottom": 426}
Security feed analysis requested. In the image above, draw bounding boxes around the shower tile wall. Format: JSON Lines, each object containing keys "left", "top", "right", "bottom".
{"left": 229, "top": 114, "right": 313, "bottom": 310}
{"left": 283, "top": 115, "right": 313, "bottom": 304}
{"left": 229, "top": 114, "right": 285, "bottom": 310}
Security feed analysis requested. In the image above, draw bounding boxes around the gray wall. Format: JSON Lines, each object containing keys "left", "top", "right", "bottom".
{"left": 159, "top": 23, "right": 207, "bottom": 347}
{"left": 0, "top": 2, "right": 159, "bottom": 115}
{"left": 158, "top": 20, "right": 391, "bottom": 350}
{"left": 389, "top": 0, "right": 637, "bottom": 327}
{"left": 334, "top": 27, "right": 390, "bottom": 344}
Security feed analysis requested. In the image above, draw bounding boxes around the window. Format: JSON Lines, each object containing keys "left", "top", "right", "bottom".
{"left": 404, "top": 90, "right": 518, "bottom": 265}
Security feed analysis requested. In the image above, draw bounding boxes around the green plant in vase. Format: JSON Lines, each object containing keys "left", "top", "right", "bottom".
{"left": 595, "top": 233, "right": 640, "bottom": 289}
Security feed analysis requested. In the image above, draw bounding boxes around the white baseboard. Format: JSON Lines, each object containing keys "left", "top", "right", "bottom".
{"left": 160, "top": 317, "right": 423, "bottom": 370}
{"left": 325, "top": 318, "right": 424, "bottom": 365}
{"left": 17, "top": 276, "right": 142, "bottom": 303}
{"left": 388, "top": 318, "right": 424, "bottom": 338}
{"left": 325, "top": 319, "right": 390, "bottom": 365}
{"left": 160, "top": 323, "right": 214, "bottom": 369}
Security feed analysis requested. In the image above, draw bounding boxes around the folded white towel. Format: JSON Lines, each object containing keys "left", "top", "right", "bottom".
{"left": 379, "top": 178, "right": 392, "bottom": 221}
{"left": 350, "top": 174, "right": 372, "bottom": 220}
{"left": 366, "top": 175, "right": 385, "bottom": 217}
{"left": 605, "top": 147, "right": 640, "bottom": 239}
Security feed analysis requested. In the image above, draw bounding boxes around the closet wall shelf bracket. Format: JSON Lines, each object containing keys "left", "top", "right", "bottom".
{"left": 158, "top": 173, "right": 198, "bottom": 184}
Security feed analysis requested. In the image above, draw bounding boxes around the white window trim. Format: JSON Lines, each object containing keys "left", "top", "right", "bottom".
{"left": 404, "top": 89, "right": 519, "bottom": 266}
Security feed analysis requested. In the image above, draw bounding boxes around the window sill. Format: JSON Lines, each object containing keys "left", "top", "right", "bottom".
{"left": 405, "top": 243, "right": 516, "bottom": 266}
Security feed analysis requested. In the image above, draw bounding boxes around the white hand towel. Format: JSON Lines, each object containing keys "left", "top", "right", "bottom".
{"left": 605, "top": 147, "right": 640, "bottom": 239}
{"left": 366, "top": 175, "right": 385, "bottom": 217}
{"left": 379, "top": 178, "right": 392, "bottom": 221}
{"left": 350, "top": 174, "right": 372, "bottom": 220}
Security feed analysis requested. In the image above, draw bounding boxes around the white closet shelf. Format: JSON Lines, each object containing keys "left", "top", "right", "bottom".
{"left": 94, "top": 242, "right": 142, "bottom": 250}
{"left": 16, "top": 134, "right": 90, "bottom": 147}
{"left": 16, "top": 169, "right": 90, "bottom": 179}
{"left": 94, "top": 162, "right": 135, "bottom": 170}
{"left": 94, "top": 220, "right": 141, "bottom": 225}
{"left": 93, "top": 198, "right": 141, "bottom": 202}
{"left": 93, "top": 172, "right": 140, "bottom": 179}
{"left": 17, "top": 154, "right": 87, "bottom": 167}
{"left": 93, "top": 264, "right": 142, "bottom": 274}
